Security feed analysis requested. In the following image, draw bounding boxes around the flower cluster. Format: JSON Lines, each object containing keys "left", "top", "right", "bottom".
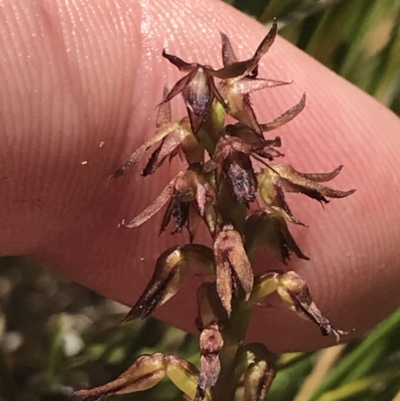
{"left": 76, "top": 20, "right": 355, "bottom": 401}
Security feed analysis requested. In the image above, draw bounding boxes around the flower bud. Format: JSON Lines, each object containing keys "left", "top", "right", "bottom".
{"left": 214, "top": 223, "right": 254, "bottom": 315}
{"left": 242, "top": 344, "right": 276, "bottom": 401}
{"left": 123, "top": 246, "right": 190, "bottom": 322}
{"left": 196, "top": 324, "right": 224, "bottom": 401}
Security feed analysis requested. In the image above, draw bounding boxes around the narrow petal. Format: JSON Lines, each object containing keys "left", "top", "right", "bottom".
{"left": 232, "top": 78, "right": 291, "bottom": 95}
{"left": 142, "top": 130, "right": 185, "bottom": 176}
{"left": 226, "top": 124, "right": 281, "bottom": 149}
{"left": 159, "top": 68, "right": 198, "bottom": 106}
{"left": 212, "top": 59, "right": 256, "bottom": 80}
{"left": 270, "top": 186, "right": 305, "bottom": 225}
{"left": 214, "top": 257, "right": 233, "bottom": 315}
{"left": 274, "top": 164, "right": 356, "bottom": 201}
{"left": 194, "top": 176, "right": 215, "bottom": 217}
{"left": 162, "top": 49, "right": 196, "bottom": 72}
{"left": 159, "top": 197, "right": 175, "bottom": 234}
{"left": 220, "top": 32, "right": 238, "bottom": 66}
{"left": 156, "top": 86, "right": 172, "bottom": 128}
{"left": 278, "top": 175, "right": 355, "bottom": 202}
{"left": 300, "top": 165, "right": 343, "bottom": 182}
{"left": 121, "top": 174, "right": 180, "bottom": 228}
{"left": 203, "top": 135, "right": 233, "bottom": 172}
{"left": 261, "top": 93, "right": 306, "bottom": 132}
{"left": 111, "top": 124, "right": 181, "bottom": 177}
{"left": 213, "top": 19, "right": 279, "bottom": 81}
{"left": 187, "top": 107, "right": 207, "bottom": 135}
{"left": 213, "top": 20, "right": 277, "bottom": 81}
{"left": 252, "top": 19, "right": 278, "bottom": 62}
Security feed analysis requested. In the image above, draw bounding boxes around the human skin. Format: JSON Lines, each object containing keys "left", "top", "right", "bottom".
{"left": 0, "top": 0, "right": 399, "bottom": 352}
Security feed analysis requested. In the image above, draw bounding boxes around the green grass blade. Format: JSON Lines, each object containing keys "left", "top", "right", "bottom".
{"left": 308, "top": 307, "right": 400, "bottom": 401}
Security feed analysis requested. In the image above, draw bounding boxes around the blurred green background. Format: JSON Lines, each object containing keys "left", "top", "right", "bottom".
{"left": 1, "top": 0, "right": 400, "bottom": 400}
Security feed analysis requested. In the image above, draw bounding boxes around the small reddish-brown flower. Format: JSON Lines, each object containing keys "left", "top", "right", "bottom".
{"left": 123, "top": 246, "right": 190, "bottom": 322}
{"left": 276, "top": 271, "right": 350, "bottom": 341}
{"left": 204, "top": 125, "right": 282, "bottom": 204}
{"left": 111, "top": 87, "right": 203, "bottom": 178}
{"left": 249, "top": 271, "right": 349, "bottom": 341}
{"left": 74, "top": 353, "right": 167, "bottom": 399}
{"left": 160, "top": 21, "right": 291, "bottom": 134}
{"left": 123, "top": 244, "right": 214, "bottom": 322}
{"left": 219, "top": 20, "right": 293, "bottom": 135}
{"left": 75, "top": 353, "right": 205, "bottom": 401}
{"left": 245, "top": 210, "right": 309, "bottom": 263}
{"left": 160, "top": 51, "right": 228, "bottom": 134}
{"left": 258, "top": 164, "right": 356, "bottom": 224}
{"left": 121, "top": 168, "right": 215, "bottom": 239}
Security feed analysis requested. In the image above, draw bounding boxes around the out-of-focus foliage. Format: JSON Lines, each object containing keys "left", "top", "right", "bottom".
{"left": 1, "top": 0, "right": 400, "bottom": 400}
{"left": 0, "top": 258, "right": 198, "bottom": 401}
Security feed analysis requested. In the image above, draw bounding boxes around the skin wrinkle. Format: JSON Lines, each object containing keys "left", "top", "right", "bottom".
{"left": 0, "top": 0, "right": 399, "bottom": 351}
